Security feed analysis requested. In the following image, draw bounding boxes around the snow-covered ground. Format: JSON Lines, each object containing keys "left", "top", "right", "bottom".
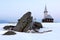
{"left": 0, "top": 23, "right": 60, "bottom": 40}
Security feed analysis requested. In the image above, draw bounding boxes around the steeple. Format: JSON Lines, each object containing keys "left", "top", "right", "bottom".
{"left": 44, "top": 5, "right": 48, "bottom": 13}
{"left": 44, "top": 5, "right": 48, "bottom": 18}
{"left": 42, "top": 5, "right": 54, "bottom": 22}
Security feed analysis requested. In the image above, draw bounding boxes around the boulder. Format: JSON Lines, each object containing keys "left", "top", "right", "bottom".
{"left": 3, "top": 25, "right": 15, "bottom": 30}
{"left": 3, "top": 11, "right": 43, "bottom": 33}
{"left": 3, "top": 31, "right": 16, "bottom": 35}
{"left": 33, "top": 22, "right": 43, "bottom": 29}
{"left": 13, "top": 12, "right": 33, "bottom": 32}
{"left": 13, "top": 11, "right": 43, "bottom": 32}
{"left": 32, "top": 22, "right": 43, "bottom": 32}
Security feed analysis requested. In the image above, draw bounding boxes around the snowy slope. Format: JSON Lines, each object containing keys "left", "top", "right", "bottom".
{"left": 0, "top": 23, "right": 60, "bottom": 40}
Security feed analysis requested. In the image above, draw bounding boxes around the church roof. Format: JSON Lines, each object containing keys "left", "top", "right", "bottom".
{"left": 45, "top": 15, "right": 53, "bottom": 19}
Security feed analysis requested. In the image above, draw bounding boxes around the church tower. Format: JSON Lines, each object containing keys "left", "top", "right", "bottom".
{"left": 42, "top": 5, "right": 54, "bottom": 22}
{"left": 44, "top": 5, "right": 48, "bottom": 18}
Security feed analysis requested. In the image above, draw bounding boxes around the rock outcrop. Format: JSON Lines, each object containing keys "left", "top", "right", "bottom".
{"left": 3, "top": 11, "right": 43, "bottom": 33}
{"left": 13, "top": 11, "right": 43, "bottom": 32}
{"left": 13, "top": 12, "right": 33, "bottom": 32}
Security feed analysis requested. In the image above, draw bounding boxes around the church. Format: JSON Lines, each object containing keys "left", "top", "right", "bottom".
{"left": 42, "top": 6, "right": 54, "bottom": 22}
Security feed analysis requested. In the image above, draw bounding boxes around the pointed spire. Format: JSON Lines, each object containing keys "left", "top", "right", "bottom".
{"left": 44, "top": 5, "right": 48, "bottom": 13}
{"left": 44, "top": 5, "right": 48, "bottom": 18}
{"left": 45, "top": 5, "right": 47, "bottom": 11}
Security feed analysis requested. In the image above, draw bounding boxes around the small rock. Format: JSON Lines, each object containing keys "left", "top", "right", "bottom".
{"left": 3, "top": 31, "right": 16, "bottom": 35}
{"left": 3, "top": 25, "right": 15, "bottom": 30}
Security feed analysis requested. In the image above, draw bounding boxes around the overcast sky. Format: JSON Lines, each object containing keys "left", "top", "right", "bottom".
{"left": 0, "top": 0, "right": 60, "bottom": 22}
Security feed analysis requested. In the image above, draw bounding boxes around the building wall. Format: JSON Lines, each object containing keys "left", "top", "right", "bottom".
{"left": 42, "top": 18, "right": 54, "bottom": 22}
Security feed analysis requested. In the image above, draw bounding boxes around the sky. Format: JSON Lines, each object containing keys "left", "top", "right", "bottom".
{"left": 0, "top": 0, "right": 60, "bottom": 22}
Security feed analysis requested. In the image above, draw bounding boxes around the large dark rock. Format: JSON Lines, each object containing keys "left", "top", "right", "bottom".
{"left": 3, "top": 25, "right": 15, "bottom": 30}
{"left": 13, "top": 12, "right": 33, "bottom": 32}
{"left": 3, "top": 31, "right": 16, "bottom": 35}
{"left": 13, "top": 11, "right": 43, "bottom": 32}
{"left": 33, "top": 22, "right": 43, "bottom": 29}
{"left": 32, "top": 22, "right": 43, "bottom": 32}
{"left": 3, "top": 11, "right": 43, "bottom": 33}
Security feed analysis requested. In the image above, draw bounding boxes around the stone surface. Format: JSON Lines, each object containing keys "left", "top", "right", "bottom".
{"left": 13, "top": 11, "right": 43, "bottom": 32}
{"left": 32, "top": 22, "right": 43, "bottom": 32}
{"left": 26, "top": 22, "right": 43, "bottom": 33}
{"left": 3, "top": 25, "right": 15, "bottom": 30}
{"left": 3, "top": 31, "right": 16, "bottom": 35}
{"left": 33, "top": 22, "right": 43, "bottom": 29}
{"left": 3, "top": 11, "right": 43, "bottom": 33}
{"left": 13, "top": 12, "right": 33, "bottom": 32}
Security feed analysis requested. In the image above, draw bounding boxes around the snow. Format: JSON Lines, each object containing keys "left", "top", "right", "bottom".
{"left": 0, "top": 23, "right": 60, "bottom": 40}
